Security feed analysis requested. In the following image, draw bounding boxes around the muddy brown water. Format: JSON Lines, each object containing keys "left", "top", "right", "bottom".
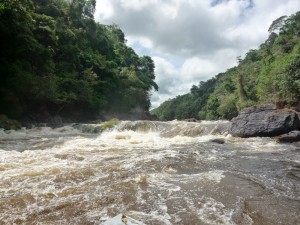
{"left": 0, "top": 121, "right": 299, "bottom": 224}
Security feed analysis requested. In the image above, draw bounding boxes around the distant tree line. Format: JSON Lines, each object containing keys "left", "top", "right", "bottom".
{"left": 0, "top": 0, "right": 158, "bottom": 121}
{"left": 151, "top": 11, "right": 300, "bottom": 121}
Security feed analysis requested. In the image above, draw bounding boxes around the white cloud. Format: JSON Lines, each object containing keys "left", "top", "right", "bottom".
{"left": 180, "top": 58, "right": 219, "bottom": 81}
{"left": 95, "top": 0, "right": 300, "bottom": 108}
{"left": 119, "top": 0, "right": 157, "bottom": 11}
{"left": 152, "top": 56, "right": 180, "bottom": 95}
{"left": 95, "top": 0, "right": 114, "bottom": 19}
{"left": 127, "top": 36, "right": 154, "bottom": 49}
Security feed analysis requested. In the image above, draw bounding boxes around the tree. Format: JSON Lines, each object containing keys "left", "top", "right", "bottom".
{"left": 0, "top": 0, "right": 159, "bottom": 121}
{"left": 268, "top": 15, "right": 287, "bottom": 33}
{"left": 284, "top": 54, "right": 300, "bottom": 102}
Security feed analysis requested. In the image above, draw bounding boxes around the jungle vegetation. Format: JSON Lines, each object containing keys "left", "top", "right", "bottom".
{"left": 0, "top": 0, "right": 158, "bottom": 121}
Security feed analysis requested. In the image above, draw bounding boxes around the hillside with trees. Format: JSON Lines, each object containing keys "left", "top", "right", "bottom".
{"left": 0, "top": 0, "right": 158, "bottom": 123}
{"left": 151, "top": 11, "right": 300, "bottom": 121}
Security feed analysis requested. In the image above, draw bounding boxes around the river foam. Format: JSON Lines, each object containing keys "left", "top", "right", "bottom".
{"left": 0, "top": 120, "right": 299, "bottom": 224}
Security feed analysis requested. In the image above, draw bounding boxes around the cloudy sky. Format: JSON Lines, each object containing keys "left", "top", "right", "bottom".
{"left": 95, "top": 0, "right": 300, "bottom": 109}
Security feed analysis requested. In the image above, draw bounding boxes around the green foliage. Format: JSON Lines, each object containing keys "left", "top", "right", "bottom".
{"left": 152, "top": 11, "right": 300, "bottom": 121}
{"left": 0, "top": 114, "right": 22, "bottom": 130}
{"left": 217, "top": 94, "right": 238, "bottom": 119}
{"left": 0, "top": 0, "right": 158, "bottom": 121}
{"left": 99, "top": 118, "right": 120, "bottom": 131}
{"left": 268, "top": 15, "right": 287, "bottom": 33}
{"left": 284, "top": 48, "right": 300, "bottom": 102}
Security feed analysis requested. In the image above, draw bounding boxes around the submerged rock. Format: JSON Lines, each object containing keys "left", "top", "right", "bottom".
{"left": 183, "top": 118, "right": 199, "bottom": 122}
{"left": 210, "top": 138, "right": 225, "bottom": 144}
{"left": 230, "top": 104, "right": 300, "bottom": 137}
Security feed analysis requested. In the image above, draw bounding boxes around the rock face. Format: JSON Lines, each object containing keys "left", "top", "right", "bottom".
{"left": 230, "top": 104, "right": 300, "bottom": 137}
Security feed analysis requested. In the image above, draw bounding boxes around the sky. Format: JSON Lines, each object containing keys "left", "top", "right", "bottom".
{"left": 95, "top": 0, "right": 300, "bottom": 109}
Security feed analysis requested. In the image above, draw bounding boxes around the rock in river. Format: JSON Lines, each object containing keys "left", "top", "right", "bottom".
{"left": 230, "top": 104, "right": 300, "bottom": 137}
{"left": 274, "top": 130, "right": 300, "bottom": 143}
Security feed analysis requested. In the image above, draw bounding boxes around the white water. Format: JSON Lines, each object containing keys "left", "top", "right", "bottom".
{"left": 0, "top": 120, "right": 299, "bottom": 225}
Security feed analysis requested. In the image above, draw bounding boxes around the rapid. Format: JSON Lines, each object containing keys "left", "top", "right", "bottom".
{"left": 0, "top": 120, "right": 299, "bottom": 225}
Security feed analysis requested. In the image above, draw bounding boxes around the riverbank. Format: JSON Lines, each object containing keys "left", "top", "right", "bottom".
{"left": 0, "top": 107, "right": 157, "bottom": 130}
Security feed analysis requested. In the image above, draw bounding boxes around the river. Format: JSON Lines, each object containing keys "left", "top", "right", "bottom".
{"left": 0, "top": 120, "right": 299, "bottom": 225}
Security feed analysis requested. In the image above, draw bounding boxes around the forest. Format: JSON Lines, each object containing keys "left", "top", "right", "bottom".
{"left": 0, "top": 0, "right": 158, "bottom": 122}
{"left": 151, "top": 11, "right": 300, "bottom": 121}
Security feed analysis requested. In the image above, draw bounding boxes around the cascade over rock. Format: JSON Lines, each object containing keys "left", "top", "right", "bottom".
{"left": 230, "top": 104, "right": 300, "bottom": 137}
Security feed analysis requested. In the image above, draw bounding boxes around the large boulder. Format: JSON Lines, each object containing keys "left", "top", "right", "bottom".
{"left": 230, "top": 104, "right": 300, "bottom": 137}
